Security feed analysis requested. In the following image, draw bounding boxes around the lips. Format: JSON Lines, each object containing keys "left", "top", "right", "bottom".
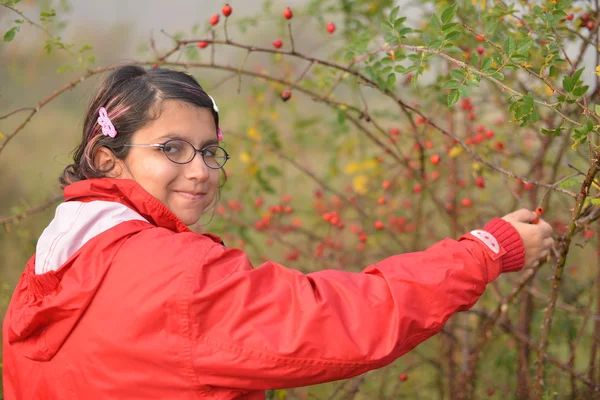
{"left": 176, "top": 191, "right": 207, "bottom": 201}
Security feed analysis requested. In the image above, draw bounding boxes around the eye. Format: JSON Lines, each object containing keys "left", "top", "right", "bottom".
{"left": 203, "top": 147, "right": 217, "bottom": 157}
{"left": 163, "top": 142, "right": 184, "bottom": 154}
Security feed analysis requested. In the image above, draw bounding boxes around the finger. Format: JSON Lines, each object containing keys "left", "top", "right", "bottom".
{"left": 513, "top": 208, "right": 538, "bottom": 223}
{"left": 543, "top": 236, "right": 555, "bottom": 249}
{"left": 538, "top": 219, "right": 553, "bottom": 238}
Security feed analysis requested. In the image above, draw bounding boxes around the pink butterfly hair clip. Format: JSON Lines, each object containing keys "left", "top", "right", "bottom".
{"left": 97, "top": 107, "right": 117, "bottom": 138}
{"left": 217, "top": 127, "right": 223, "bottom": 141}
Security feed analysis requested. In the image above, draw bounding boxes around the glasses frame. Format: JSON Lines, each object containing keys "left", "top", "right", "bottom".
{"left": 123, "top": 139, "right": 230, "bottom": 169}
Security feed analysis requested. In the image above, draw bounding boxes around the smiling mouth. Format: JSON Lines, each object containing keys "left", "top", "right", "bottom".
{"left": 177, "top": 191, "right": 206, "bottom": 201}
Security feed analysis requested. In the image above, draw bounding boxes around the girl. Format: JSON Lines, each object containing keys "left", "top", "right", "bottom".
{"left": 3, "top": 65, "right": 554, "bottom": 399}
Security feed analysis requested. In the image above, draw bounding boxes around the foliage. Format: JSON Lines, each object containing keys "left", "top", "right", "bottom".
{"left": 2, "top": 0, "right": 600, "bottom": 398}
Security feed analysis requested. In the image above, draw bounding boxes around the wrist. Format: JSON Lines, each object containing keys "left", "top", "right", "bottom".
{"left": 482, "top": 218, "right": 525, "bottom": 273}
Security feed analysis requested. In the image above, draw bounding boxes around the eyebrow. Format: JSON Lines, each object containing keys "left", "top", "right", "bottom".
{"left": 155, "top": 132, "right": 219, "bottom": 147}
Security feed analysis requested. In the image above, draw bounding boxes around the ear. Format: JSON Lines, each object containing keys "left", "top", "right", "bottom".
{"left": 93, "top": 146, "right": 123, "bottom": 178}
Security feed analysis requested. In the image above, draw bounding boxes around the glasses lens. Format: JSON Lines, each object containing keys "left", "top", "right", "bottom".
{"left": 163, "top": 140, "right": 195, "bottom": 164}
{"left": 203, "top": 145, "right": 228, "bottom": 169}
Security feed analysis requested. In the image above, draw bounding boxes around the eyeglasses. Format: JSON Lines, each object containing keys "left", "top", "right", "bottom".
{"left": 123, "top": 139, "right": 230, "bottom": 169}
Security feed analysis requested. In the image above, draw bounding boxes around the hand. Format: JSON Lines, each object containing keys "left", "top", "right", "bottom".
{"left": 501, "top": 208, "right": 555, "bottom": 268}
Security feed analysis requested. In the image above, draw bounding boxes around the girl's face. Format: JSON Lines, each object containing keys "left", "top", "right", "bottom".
{"left": 115, "top": 99, "right": 220, "bottom": 226}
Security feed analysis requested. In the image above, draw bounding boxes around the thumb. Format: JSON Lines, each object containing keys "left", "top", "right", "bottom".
{"left": 510, "top": 208, "right": 538, "bottom": 223}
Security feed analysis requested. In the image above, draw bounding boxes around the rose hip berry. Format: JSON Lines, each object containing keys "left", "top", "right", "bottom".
{"left": 461, "top": 198, "right": 473, "bottom": 207}
{"left": 273, "top": 39, "right": 283, "bottom": 49}
{"left": 477, "top": 46, "right": 485, "bottom": 55}
{"left": 222, "top": 4, "right": 232, "bottom": 17}
{"left": 327, "top": 22, "right": 336, "bottom": 34}
{"left": 197, "top": 41, "right": 209, "bottom": 49}
{"left": 281, "top": 89, "right": 292, "bottom": 102}
{"left": 210, "top": 14, "right": 220, "bottom": 26}
{"left": 283, "top": 7, "right": 293, "bottom": 19}
{"left": 399, "top": 373, "right": 408, "bottom": 382}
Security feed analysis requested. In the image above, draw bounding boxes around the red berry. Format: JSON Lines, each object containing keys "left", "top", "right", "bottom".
{"left": 374, "top": 221, "right": 384, "bottom": 230}
{"left": 210, "top": 14, "right": 220, "bottom": 26}
{"left": 461, "top": 198, "right": 472, "bottom": 207}
{"left": 487, "top": 388, "right": 495, "bottom": 396}
{"left": 273, "top": 39, "right": 283, "bottom": 49}
{"left": 281, "top": 89, "right": 292, "bottom": 102}
{"left": 413, "top": 183, "right": 422, "bottom": 194}
{"left": 475, "top": 35, "right": 484, "bottom": 42}
{"left": 152, "top": 63, "right": 159, "bottom": 68}
{"left": 567, "top": 13, "right": 573, "bottom": 20}
{"left": 430, "top": 154, "right": 441, "bottom": 165}
{"left": 475, "top": 176, "right": 485, "bottom": 188}
{"left": 197, "top": 41, "right": 209, "bottom": 49}
{"left": 327, "top": 22, "right": 336, "bottom": 34}
{"left": 382, "top": 180, "right": 391, "bottom": 190}
{"left": 283, "top": 7, "right": 293, "bottom": 19}
{"left": 581, "top": 13, "right": 591, "bottom": 22}
{"left": 584, "top": 229, "right": 595, "bottom": 240}
{"left": 389, "top": 127, "right": 400, "bottom": 136}
{"left": 477, "top": 46, "right": 484, "bottom": 55}
{"left": 586, "top": 20, "right": 595, "bottom": 30}
{"left": 399, "top": 373, "right": 408, "bottom": 382}
{"left": 222, "top": 4, "right": 232, "bottom": 17}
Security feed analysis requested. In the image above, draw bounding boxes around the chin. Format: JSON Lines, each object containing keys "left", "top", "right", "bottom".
{"left": 177, "top": 211, "right": 203, "bottom": 226}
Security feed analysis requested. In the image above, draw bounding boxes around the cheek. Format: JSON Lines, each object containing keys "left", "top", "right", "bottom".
{"left": 129, "top": 156, "right": 179, "bottom": 193}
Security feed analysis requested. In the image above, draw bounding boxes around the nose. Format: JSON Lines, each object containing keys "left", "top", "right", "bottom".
{"left": 184, "top": 151, "right": 210, "bottom": 182}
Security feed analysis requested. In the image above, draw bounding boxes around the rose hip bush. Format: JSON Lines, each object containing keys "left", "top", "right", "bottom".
{"left": 2, "top": 0, "right": 600, "bottom": 398}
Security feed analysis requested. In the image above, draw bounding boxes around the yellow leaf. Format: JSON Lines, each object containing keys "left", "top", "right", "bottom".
{"left": 240, "top": 151, "right": 252, "bottom": 164}
{"left": 247, "top": 127, "right": 262, "bottom": 141}
{"left": 449, "top": 145, "right": 463, "bottom": 158}
{"left": 344, "top": 162, "right": 359, "bottom": 175}
{"left": 595, "top": 65, "right": 600, "bottom": 77}
{"left": 472, "top": 162, "right": 482, "bottom": 172}
{"left": 0, "top": 132, "right": 4, "bottom": 140}
{"left": 352, "top": 175, "right": 369, "bottom": 195}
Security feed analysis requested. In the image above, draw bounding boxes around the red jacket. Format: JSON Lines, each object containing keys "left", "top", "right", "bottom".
{"left": 3, "top": 178, "right": 524, "bottom": 399}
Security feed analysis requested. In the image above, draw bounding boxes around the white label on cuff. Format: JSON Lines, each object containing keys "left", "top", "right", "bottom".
{"left": 470, "top": 230, "right": 500, "bottom": 254}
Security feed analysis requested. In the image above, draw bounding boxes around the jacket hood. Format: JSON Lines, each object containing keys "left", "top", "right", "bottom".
{"left": 5, "top": 178, "right": 221, "bottom": 361}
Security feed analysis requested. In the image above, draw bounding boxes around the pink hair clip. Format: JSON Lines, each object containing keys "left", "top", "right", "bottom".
{"left": 217, "top": 127, "right": 223, "bottom": 141}
{"left": 97, "top": 107, "right": 117, "bottom": 138}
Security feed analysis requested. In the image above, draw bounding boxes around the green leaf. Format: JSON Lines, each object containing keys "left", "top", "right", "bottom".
{"left": 572, "top": 86, "right": 588, "bottom": 97}
{"left": 515, "top": 38, "right": 533, "bottom": 55}
{"left": 265, "top": 165, "right": 281, "bottom": 176}
{"left": 389, "top": 5, "right": 400, "bottom": 22}
{"left": 441, "top": 23, "right": 458, "bottom": 32}
{"left": 556, "top": 0, "right": 571, "bottom": 10}
{"left": 450, "top": 68, "right": 465, "bottom": 80}
{"left": 430, "top": 13, "right": 442, "bottom": 31}
{"left": 386, "top": 73, "right": 396, "bottom": 89}
{"left": 563, "top": 76, "right": 573, "bottom": 93}
{"left": 4, "top": 27, "right": 17, "bottom": 42}
{"left": 503, "top": 36, "right": 515, "bottom": 56}
{"left": 490, "top": 71, "right": 504, "bottom": 80}
{"left": 447, "top": 89, "right": 460, "bottom": 107}
{"left": 443, "top": 80, "right": 461, "bottom": 89}
{"left": 441, "top": 4, "right": 458, "bottom": 24}
{"left": 595, "top": 104, "right": 600, "bottom": 117}
{"left": 444, "top": 31, "right": 461, "bottom": 42}
{"left": 573, "top": 67, "right": 584, "bottom": 84}
{"left": 481, "top": 58, "right": 492, "bottom": 71}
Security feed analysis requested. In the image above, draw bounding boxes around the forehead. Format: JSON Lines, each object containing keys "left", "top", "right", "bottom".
{"left": 136, "top": 99, "right": 216, "bottom": 144}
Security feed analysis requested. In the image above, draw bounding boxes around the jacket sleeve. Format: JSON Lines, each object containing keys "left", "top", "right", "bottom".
{"left": 187, "top": 218, "right": 524, "bottom": 390}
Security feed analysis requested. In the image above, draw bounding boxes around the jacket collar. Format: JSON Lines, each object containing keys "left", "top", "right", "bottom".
{"left": 63, "top": 178, "right": 219, "bottom": 240}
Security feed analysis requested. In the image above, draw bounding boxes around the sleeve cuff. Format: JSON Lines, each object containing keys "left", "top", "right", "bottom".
{"left": 482, "top": 218, "right": 525, "bottom": 273}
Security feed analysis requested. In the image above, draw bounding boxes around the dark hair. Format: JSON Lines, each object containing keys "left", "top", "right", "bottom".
{"left": 59, "top": 65, "right": 221, "bottom": 188}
